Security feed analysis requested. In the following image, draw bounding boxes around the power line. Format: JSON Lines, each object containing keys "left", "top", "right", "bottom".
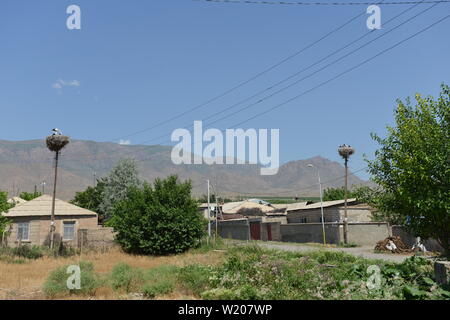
{"left": 125, "top": 0, "right": 436, "bottom": 146}
{"left": 51, "top": 3, "right": 447, "bottom": 169}
{"left": 194, "top": 0, "right": 450, "bottom": 6}
{"left": 230, "top": 10, "right": 449, "bottom": 128}
{"left": 110, "top": 1, "right": 383, "bottom": 143}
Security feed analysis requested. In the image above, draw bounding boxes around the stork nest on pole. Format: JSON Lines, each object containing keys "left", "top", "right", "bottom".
{"left": 338, "top": 145, "right": 355, "bottom": 159}
{"left": 46, "top": 135, "right": 70, "bottom": 152}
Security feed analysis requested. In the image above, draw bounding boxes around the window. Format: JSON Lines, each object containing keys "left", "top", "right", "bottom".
{"left": 17, "top": 222, "right": 29, "bottom": 241}
{"left": 300, "top": 217, "right": 307, "bottom": 223}
{"left": 63, "top": 221, "right": 76, "bottom": 240}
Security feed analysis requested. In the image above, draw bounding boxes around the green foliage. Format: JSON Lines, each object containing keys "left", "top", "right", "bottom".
{"left": 141, "top": 265, "right": 178, "bottom": 298}
{"left": 366, "top": 84, "right": 450, "bottom": 256}
{"left": 0, "top": 191, "right": 13, "bottom": 235}
{"left": 19, "top": 191, "right": 42, "bottom": 201}
{"left": 108, "top": 175, "right": 206, "bottom": 255}
{"left": 99, "top": 158, "right": 142, "bottom": 219}
{"left": 70, "top": 179, "right": 106, "bottom": 220}
{"left": 43, "top": 261, "right": 100, "bottom": 298}
{"left": 178, "top": 264, "right": 213, "bottom": 296}
{"left": 110, "top": 263, "right": 144, "bottom": 293}
{"left": 323, "top": 186, "right": 373, "bottom": 202}
{"left": 11, "top": 245, "right": 44, "bottom": 259}
{"left": 177, "top": 246, "right": 450, "bottom": 300}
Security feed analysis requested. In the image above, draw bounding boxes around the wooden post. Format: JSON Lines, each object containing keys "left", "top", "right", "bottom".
{"left": 50, "top": 150, "right": 59, "bottom": 249}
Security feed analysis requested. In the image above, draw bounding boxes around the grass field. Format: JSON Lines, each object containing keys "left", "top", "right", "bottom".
{"left": 0, "top": 242, "right": 448, "bottom": 300}
{"left": 0, "top": 245, "right": 225, "bottom": 300}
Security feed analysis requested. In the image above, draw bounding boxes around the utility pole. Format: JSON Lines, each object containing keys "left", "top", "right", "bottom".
{"left": 338, "top": 144, "right": 355, "bottom": 245}
{"left": 307, "top": 164, "right": 326, "bottom": 245}
{"left": 34, "top": 185, "right": 37, "bottom": 196}
{"left": 46, "top": 129, "right": 69, "bottom": 249}
{"left": 93, "top": 172, "right": 97, "bottom": 187}
{"left": 207, "top": 180, "right": 211, "bottom": 243}
{"left": 50, "top": 150, "right": 60, "bottom": 249}
{"left": 41, "top": 181, "right": 46, "bottom": 194}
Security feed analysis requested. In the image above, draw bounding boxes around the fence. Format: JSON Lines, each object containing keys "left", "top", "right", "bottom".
{"left": 280, "top": 222, "right": 390, "bottom": 246}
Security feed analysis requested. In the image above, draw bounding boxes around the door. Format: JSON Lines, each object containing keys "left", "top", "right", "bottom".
{"left": 266, "top": 224, "right": 272, "bottom": 241}
{"left": 250, "top": 222, "right": 261, "bottom": 240}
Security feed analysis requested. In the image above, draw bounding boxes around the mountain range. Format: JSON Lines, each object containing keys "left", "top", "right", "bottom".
{"left": 0, "top": 139, "right": 368, "bottom": 200}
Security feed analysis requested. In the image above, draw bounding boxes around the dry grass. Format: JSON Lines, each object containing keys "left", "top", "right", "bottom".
{"left": 0, "top": 246, "right": 225, "bottom": 300}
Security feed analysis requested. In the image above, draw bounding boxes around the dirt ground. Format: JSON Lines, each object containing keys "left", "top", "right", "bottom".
{"left": 0, "top": 246, "right": 225, "bottom": 300}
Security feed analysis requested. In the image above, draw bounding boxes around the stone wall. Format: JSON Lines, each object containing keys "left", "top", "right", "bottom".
{"left": 78, "top": 227, "right": 116, "bottom": 249}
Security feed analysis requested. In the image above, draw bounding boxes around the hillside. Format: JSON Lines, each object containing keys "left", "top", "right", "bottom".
{"left": 0, "top": 139, "right": 367, "bottom": 200}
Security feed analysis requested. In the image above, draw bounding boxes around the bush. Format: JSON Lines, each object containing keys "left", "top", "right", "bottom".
{"left": 43, "top": 261, "right": 100, "bottom": 298}
{"left": 11, "top": 245, "right": 44, "bottom": 259}
{"left": 108, "top": 175, "right": 206, "bottom": 255}
{"left": 141, "top": 265, "right": 178, "bottom": 298}
{"left": 110, "top": 263, "right": 144, "bottom": 293}
{"left": 142, "top": 281, "right": 174, "bottom": 298}
{"left": 178, "top": 264, "right": 212, "bottom": 296}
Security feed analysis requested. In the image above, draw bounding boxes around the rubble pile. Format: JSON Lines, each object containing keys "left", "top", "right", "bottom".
{"left": 374, "top": 236, "right": 412, "bottom": 253}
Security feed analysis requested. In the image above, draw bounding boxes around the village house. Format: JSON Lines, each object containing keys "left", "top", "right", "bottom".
{"left": 287, "top": 198, "right": 375, "bottom": 223}
{"left": 1, "top": 195, "right": 99, "bottom": 247}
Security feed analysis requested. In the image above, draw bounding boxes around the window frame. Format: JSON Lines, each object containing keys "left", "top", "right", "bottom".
{"left": 63, "top": 221, "right": 76, "bottom": 241}
{"left": 17, "top": 222, "right": 30, "bottom": 241}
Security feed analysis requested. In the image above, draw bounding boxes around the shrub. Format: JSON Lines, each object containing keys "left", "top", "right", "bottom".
{"left": 142, "top": 281, "right": 174, "bottom": 298}
{"left": 141, "top": 265, "right": 178, "bottom": 298}
{"left": 178, "top": 264, "right": 212, "bottom": 296}
{"left": 108, "top": 175, "right": 206, "bottom": 255}
{"left": 11, "top": 245, "right": 44, "bottom": 259}
{"left": 43, "top": 261, "right": 100, "bottom": 298}
{"left": 110, "top": 263, "right": 144, "bottom": 293}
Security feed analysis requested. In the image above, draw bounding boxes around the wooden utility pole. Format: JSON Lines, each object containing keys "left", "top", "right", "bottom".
{"left": 46, "top": 130, "right": 69, "bottom": 250}
{"left": 343, "top": 157, "right": 349, "bottom": 244}
{"left": 50, "top": 150, "right": 60, "bottom": 249}
{"left": 338, "top": 144, "right": 355, "bottom": 245}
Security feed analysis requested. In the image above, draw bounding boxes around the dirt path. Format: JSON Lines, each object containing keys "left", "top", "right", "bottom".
{"left": 226, "top": 240, "right": 413, "bottom": 263}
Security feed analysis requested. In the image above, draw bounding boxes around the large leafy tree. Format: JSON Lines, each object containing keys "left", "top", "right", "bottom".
{"left": 108, "top": 175, "right": 206, "bottom": 255}
{"left": 366, "top": 84, "right": 450, "bottom": 256}
{"left": 99, "top": 158, "right": 141, "bottom": 219}
{"left": 71, "top": 178, "right": 106, "bottom": 220}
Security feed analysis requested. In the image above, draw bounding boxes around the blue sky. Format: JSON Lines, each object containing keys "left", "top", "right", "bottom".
{"left": 1, "top": 0, "right": 449, "bottom": 179}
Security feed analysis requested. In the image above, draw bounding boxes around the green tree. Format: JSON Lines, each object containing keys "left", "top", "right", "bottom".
{"left": 99, "top": 158, "right": 141, "bottom": 219}
{"left": 108, "top": 175, "right": 206, "bottom": 255}
{"left": 19, "top": 191, "right": 42, "bottom": 201}
{"left": 70, "top": 179, "right": 106, "bottom": 221}
{"left": 366, "top": 84, "right": 450, "bottom": 256}
{"left": 322, "top": 186, "right": 371, "bottom": 201}
{"left": 0, "top": 191, "right": 14, "bottom": 236}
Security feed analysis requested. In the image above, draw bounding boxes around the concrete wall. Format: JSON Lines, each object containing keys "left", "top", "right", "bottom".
{"left": 78, "top": 227, "right": 116, "bottom": 249}
{"left": 213, "top": 219, "right": 250, "bottom": 241}
{"left": 3, "top": 215, "right": 98, "bottom": 247}
{"left": 281, "top": 223, "right": 341, "bottom": 244}
{"left": 280, "top": 222, "right": 390, "bottom": 246}
{"left": 342, "top": 222, "right": 390, "bottom": 246}
{"left": 287, "top": 203, "right": 374, "bottom": 224}
{"left": 392, "top": 225, "right": 444, "bottom": 253}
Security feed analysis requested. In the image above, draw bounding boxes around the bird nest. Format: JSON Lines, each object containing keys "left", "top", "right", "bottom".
{"left": 338, "top": 145, "right": 355, "bottom": 158}
{"left": 46, "top": 135, "right": 70, "bottom": 152}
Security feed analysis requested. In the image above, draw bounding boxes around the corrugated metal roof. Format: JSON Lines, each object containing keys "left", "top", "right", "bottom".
{"left": 2, "top": 195, "right": 97, "bottom": 217}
